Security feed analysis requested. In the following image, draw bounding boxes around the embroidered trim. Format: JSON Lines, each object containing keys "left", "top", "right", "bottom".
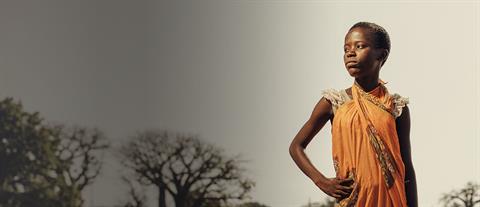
{"left": 391, "top": 93, "right": 409, "bottom": 118}
{"left": 333, "top": 157, "right": 340, "bottom": 176}
{"left": 367, "top": 124, "right": 398, "bottom": 188}
{"left": 356, "top": 84, "right": 395, "bottom": 117}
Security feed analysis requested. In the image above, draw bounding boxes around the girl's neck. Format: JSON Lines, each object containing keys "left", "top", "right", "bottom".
{"left": 355, "top": 74, "right": 380, "bottom": 92}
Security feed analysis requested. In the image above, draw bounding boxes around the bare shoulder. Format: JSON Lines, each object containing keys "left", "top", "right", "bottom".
{"left": 310, "top": 97, "right": 333, "bottom": 123}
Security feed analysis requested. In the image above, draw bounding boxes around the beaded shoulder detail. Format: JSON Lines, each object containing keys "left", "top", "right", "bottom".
{"left": 321, "top": 89, "right": 351, "bottom": 114}
{"left": 391, "top": 93, "right": 409, "bottom": 118}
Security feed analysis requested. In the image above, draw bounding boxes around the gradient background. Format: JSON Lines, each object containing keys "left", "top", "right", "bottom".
{"left": 0, "top": 1, "right": 479, "bottom": 207}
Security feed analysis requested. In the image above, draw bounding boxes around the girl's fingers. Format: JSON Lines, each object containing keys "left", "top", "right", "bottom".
{"left": 335, "top": 191, "right": 347, "bottom": 197}
{"left": 339, "top": 185, "right": 353, "bottom": 191}
{"left": 339, "top": 177, "right": 354, "bottom": 185}
{"left": 328, "top": 177, "right": 354, "bottom": 200}
{"left": 331, "top": 192, "right": 342, "bottom": 199}
{"left": 336, "top": 188, "right": 351, "bottom": 196}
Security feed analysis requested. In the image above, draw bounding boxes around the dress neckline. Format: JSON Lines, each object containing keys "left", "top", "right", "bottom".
{"left": 353, "top": 79, "right": 386, "bottom": 94}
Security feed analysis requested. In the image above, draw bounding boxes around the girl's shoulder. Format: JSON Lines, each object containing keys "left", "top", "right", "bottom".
{"left": 321, "top": 87, "right": 352, "bottom": 114}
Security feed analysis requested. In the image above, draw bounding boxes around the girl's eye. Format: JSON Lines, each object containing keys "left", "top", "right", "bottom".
{"left": 356, "top": 44, "right": 366, "bottom": 49}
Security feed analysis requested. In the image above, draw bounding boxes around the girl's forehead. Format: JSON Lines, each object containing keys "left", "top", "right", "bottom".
{"left": 344, "top": 28, "right": 374, "bottom": 43}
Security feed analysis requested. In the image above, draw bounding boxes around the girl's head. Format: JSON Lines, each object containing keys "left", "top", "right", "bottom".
{"left": 343, "top": 22, "right": 390, "bottom": 79}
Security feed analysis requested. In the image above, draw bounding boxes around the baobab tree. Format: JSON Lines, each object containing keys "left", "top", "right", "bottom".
{"left": 121, "top": 175, "right": 147, "bottom": 207}
{"left": 120, "top": 130, "right": 254, "bottom": 207}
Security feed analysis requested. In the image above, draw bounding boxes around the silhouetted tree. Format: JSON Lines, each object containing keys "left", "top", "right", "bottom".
{"left": 52, "top": 124, "right": 110, "bottom": 206}
{"left": 235, "top": 201, "right": 270, "bottom": 207}
{"left": 121, "top": 175, "right": 147, "bottom": 207}
{"left": 0, "top": 98, "right": 63, "bottom": 206}
{"left": 300, "top": 197, "right": 335, "bottom": 207}
{"left": 120, "top": 130, "right": 255, "bottom": 207}
{"left": 0, "top": 98, "right": 109, "bottom": 207}
{"left": 440, "top": 182, "right": 480, "bottom": 207}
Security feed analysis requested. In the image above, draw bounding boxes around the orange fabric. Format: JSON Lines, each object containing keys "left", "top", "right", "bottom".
{"left": 331, "top": 81, "right": 408, "bottom": 207}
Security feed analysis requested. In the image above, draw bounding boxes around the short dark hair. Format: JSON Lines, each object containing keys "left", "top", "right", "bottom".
{"left": 349, "top": 22, "right": 390, "bottom": 65}
{"left": 348, "top": 22, "right": 390, "bottom": 51}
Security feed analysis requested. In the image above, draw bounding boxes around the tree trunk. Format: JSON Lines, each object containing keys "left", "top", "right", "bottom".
{"left": 192, "top": 198, "right": 203, "bottom": 207}
{"left": 158, "top": 184, "right": 167, "bottom": 207}
{"left": 175, "top": 196, "right": 186, "bottom": 207}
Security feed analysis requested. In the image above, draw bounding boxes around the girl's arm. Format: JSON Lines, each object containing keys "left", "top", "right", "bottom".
{"left": 289, "top": 97, "right": 352, "bottom": 199}
{"left": 396, "top": 105, "right": 418, "bottom": 207}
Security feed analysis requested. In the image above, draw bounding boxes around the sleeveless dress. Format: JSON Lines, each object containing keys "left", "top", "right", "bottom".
{"left": 322, "top": 80, "right": 409, "bottom": 207}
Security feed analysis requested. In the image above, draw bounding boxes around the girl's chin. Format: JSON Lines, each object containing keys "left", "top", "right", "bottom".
{"left": 347, "top": 67, "right": 361, "bottom": 76}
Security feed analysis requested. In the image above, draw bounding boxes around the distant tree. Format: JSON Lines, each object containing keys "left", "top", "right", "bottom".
{"left": 300, "top": 197, "right": 335, "bottom": 207}
{"left": 120, "top": 130, "right": 255, "bottom": 207}
{"left": 121, "top": 175, "right": 147, "bottom": 207}
{"left": 0, "top": 98, "right": 109, "bottom": 207}
{"left": 52, "top": 124, "right": 110, "bottom": 206}
{"left": 0, "top": 98, "right": 64, "bottom": 206}
{"left": 440, "top": 182, "right": 480, "bottom": 207}
{"left": 235, "top": 201, "right": 270, "bottom": 207}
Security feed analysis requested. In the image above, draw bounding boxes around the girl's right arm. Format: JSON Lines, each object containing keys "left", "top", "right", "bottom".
{"left": 289, "top": 97, "right": 353, "bottom": 199}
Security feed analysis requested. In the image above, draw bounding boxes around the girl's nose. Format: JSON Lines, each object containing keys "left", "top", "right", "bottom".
{"left": 345, "top": 50, "right": 356, "bottom": 57}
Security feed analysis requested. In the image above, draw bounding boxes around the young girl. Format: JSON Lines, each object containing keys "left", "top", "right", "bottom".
{"left": 289, "top": 22, "right": 418, "bottom": 207}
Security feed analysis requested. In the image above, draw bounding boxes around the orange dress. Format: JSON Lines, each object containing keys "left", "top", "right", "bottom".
{"left": 322, "top": 81, "right": 409, "bottom": 207}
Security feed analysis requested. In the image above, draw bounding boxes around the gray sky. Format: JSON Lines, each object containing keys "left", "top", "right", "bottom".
{"left": 1, "top": 1, "right": 479, "bottom": 207}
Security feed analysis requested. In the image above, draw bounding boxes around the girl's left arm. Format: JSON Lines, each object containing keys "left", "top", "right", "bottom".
{"left": 396, "top": 105, "right": 418, "bottom": 207}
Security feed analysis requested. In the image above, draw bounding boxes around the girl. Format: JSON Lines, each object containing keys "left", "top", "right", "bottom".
{"left": 289, "top": 22, "right": 418, "bottom": 207}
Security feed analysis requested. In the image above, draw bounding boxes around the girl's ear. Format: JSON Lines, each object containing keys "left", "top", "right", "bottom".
{"left": 378, "top": 49, "right": 389, "bottom": 66}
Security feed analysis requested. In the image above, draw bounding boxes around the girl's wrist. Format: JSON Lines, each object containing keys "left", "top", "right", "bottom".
{"left": 313, "top": 175, "right": 327, "bottom": 187}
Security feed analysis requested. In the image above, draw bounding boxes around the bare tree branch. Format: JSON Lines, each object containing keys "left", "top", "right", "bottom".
{"left": 119, "top": 130, "right": 255, "bottom": 207}
{"left": 440, "top": 182, "right": 480, "bottom": 207}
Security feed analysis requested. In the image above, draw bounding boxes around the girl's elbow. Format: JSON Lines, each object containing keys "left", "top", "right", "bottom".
{"left": 289, "top": 141, "right": 305, "bottom": 157}
{"left": 289, "top": 142, "right": 299, "bottom": 156}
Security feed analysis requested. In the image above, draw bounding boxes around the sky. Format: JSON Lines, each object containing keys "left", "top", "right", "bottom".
{"left": 0, "top": 1, "right": 479, "bottom": 207}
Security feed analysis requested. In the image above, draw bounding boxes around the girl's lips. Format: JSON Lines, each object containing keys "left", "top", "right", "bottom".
{"left": 346, "top": 62, "right": 359, "bottom": 68}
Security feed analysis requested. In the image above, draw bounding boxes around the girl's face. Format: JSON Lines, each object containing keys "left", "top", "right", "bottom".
{"left": 343, "top": 27, "right": 385, "bottom": 79}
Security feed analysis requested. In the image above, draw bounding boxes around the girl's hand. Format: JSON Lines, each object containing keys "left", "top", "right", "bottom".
{"left": 315, "top": 177, "right": 354, "bottom": 200}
